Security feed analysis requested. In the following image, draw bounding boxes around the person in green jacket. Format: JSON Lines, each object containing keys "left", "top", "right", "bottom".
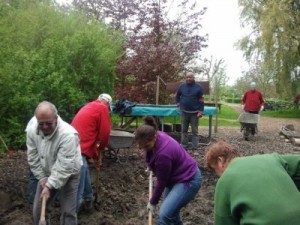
{"left": 205, "top": 140, "right": 300, "bottom": 225}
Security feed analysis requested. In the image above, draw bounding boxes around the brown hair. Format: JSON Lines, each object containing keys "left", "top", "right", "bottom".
{"left": 205, "top": 140, "right": 240, "bottom": 169}
{"left": 135, "top": 116, "right": 158, "bottom": 143}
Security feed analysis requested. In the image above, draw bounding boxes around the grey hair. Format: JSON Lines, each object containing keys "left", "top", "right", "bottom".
{"left": 34, "top": 101, "right": 58, "bottom": 116}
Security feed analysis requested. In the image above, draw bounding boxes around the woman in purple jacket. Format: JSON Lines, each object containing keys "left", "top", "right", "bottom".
{"left": 135, "top": 116, "right": 202, "bottom": 225}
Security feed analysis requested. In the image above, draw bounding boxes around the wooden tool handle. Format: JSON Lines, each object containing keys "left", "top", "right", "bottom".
{"left": 39, "top": 196, "right": 46, "bottom": 224}
{"left": 148, "top": 211, "right": 152, "bottom": 225}
{"left": 148, "top": 171, "right": 153, "bottom": 225}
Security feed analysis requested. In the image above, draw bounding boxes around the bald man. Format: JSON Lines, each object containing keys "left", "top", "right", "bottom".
{"left": 26, "top": 101, "right": 82, "bottom": 225}
{"left": 175, "top": 72, "right": 204, "bottom": 150}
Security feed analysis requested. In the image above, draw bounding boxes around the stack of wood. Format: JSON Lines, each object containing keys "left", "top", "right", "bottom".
{"left": 279, "top": 124, "right": 300, "bottom": 149}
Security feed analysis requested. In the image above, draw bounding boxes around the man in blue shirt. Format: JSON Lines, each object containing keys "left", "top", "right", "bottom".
{"left": 175, "top": 72, "right": 204, "bottom": 150}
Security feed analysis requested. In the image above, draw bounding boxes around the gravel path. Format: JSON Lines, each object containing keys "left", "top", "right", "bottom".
{"left": 213, "top": 103, "right": 300, "bottom": 155}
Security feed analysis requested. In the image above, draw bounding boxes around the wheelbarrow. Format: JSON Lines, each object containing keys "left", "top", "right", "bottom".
{"left": 238, "top": 112, "right": 260, "bottom": 141}
{"left": 106, "top": 129, "right": 135, "bottom": 161}
{"left": 92, "top": 130, "right": 135, "bottom": 208}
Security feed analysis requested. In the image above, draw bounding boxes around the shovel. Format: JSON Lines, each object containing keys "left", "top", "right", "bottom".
{"left": 148, "top": 171, "right": 153, "bottom": 225}
{"left": 94, "top": 150, "right": 103, "bottom": 205}
{"left": 39, "top": 196, "right": 47, "bottom": 225}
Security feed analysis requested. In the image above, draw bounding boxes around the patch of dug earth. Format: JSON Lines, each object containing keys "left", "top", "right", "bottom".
{"left": 0, "top": 116, "right": 299, "bottom": 225}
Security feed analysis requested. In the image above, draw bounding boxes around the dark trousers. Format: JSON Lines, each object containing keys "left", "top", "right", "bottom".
{"left": 27, "top": 169, "right": 38, "bottom": 206}
{"left": 181, "top": 112, "right": 199, "bottom": 149}
{"left": 32, "top": 173, "right": 80, "bottom": 225}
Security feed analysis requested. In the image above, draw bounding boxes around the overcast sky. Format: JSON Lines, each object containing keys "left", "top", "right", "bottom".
{"left": 198, "top": 0, "right": 249, "bottom": 85}
{"left": 56, "top": 0, "right": 249, "bottom": 85}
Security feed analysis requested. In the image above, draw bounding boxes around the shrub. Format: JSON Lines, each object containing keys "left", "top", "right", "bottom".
{"left": 0, "top": 2, "right": 124, "bottom": 150}
{"left": 225, "top": 98, "right": 241, "bottom": 104}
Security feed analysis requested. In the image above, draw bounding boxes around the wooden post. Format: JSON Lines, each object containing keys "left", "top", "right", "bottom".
{"left": 156, "top": 76, "right": 159, "bottom": 105}
{"left": 214, "top": 76, "right": 218, "bottom": 133}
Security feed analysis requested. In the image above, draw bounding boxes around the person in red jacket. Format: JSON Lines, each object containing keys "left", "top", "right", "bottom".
{"left": 241, "top": 82, "right": 264, "bottom": 113}
{"left": 294, "top": 94, "right": 300, "bottom": 109}
{"left": 71, "top": 93, "right": 112, "bottom": 212}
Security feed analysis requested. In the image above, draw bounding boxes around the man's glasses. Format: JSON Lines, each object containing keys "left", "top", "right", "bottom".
{"left": 38, "top": 121, "right": 55, "bottom": 127}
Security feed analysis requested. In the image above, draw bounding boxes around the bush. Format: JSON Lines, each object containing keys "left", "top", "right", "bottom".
{"left": 225, "top": 98, "right": 241, "bottom": 104}
{"left": 0, "top": 1, "right": 124, "bottom": 150}
{"left": 264, "top": 100, "right": 294, "bottom": 111}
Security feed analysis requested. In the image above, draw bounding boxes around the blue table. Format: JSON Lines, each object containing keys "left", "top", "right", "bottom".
{"left": 119, "top": 104, "right": 217, "bottom": 138}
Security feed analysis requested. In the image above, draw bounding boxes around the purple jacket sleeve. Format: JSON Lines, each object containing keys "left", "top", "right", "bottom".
{"left": 150, "top": 155, "right": 172, "bottom": 205}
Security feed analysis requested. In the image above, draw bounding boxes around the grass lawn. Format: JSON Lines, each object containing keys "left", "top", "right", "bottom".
{"left": 218, "top": 104, "right": 240, "bottom": 120}
{"left": 209, "top": 104, "right": 240, "bottom": 127}
{"left": 212, "top": 104, "right": 240, "bottom": 127}
{"left": 261, "top": 108, "right": 300, "bottom": 118}
{"left": 111, "top": 104, "right": 242, "bottom": 128}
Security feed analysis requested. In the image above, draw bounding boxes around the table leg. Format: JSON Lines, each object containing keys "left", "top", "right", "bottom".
{"left": 120, "top": 117, "right": 137, "bottom": 129}
{"left": 208, "top": 115, "right": 212, "bottom": 139}
{"left": 160, "top": 117, "right": 164, "bottom": 132}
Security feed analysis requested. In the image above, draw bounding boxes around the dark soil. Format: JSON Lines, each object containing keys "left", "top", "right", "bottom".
{"left": 0, "top": 114, "right": 299, "bottom": 225}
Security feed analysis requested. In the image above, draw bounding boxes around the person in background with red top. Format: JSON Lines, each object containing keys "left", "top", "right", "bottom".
{"left": 71, "top": 93, "right": 112, "bottom": 212}
{"left": 241, "top": 81, "right": 264, "bottom": 113}
{"left": 135, "top": 116, "right": 202, "bottom": 225}
{"left": 293, "top": 94, "right": 300, "bottom": 109}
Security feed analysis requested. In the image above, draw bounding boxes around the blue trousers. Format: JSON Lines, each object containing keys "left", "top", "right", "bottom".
{"left": 157, "top": 167, "right": 202, "bottom": 225}
{"left": 181, "top": 112, "right": 199, "bottom": 149}
{"left": 28, "top": 170, "right": 60, "bottom": 209}
{"left": 77, "top": 155, "right": 93, "bottom": 211}
{"left": 28, "top": 169, "right": 38, "bottom": 206}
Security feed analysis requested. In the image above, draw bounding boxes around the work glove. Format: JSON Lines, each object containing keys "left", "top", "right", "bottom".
{"left": 147, "top": 202, "right": 156, "bottom": 213}
{"left": 260, "top": 105, "right": 264, "bottom": 111}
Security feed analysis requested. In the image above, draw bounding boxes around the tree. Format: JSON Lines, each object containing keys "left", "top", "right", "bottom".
{"left": 0, "top": 0, "right": 124, "bottom": 149}
{"left": 234, "top": 65, "right": 278, "bottom": 101}
{"left": 237, "top": 0, "right": 300, "bottom": 99}
{"left": 199, "top": 57, "right": 227, "bottom": 102}
{"left": 202, "top": 58, "right": 228, "bottom": 133}
{"left": 73, "top": 0, "right": 207, "bottom": 103}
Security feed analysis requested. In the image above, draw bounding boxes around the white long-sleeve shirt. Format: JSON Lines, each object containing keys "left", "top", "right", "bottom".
{"left": 26, "top": 116, "right": 82, "bottom": 189}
